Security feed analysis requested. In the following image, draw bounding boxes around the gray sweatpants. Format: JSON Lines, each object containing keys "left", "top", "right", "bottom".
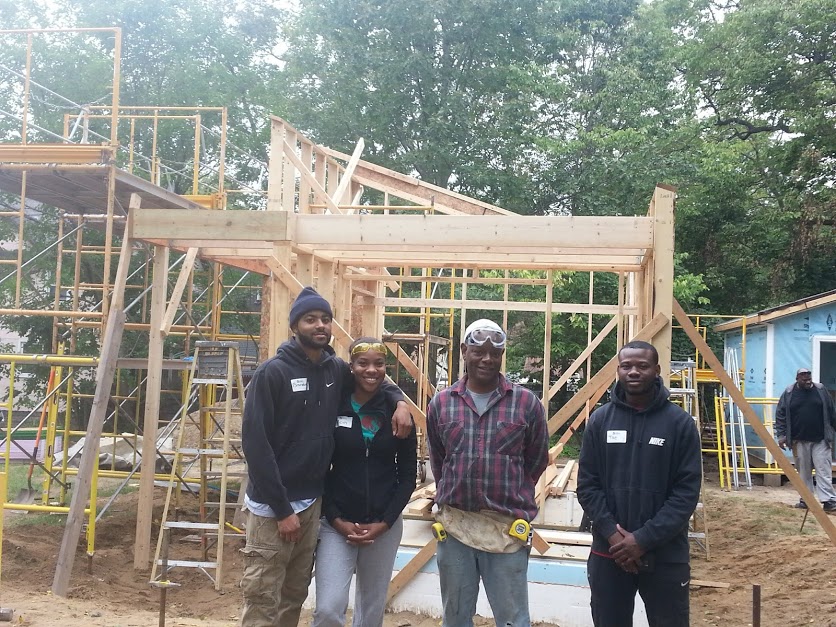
{"left": 793, "top": 439, "right": 836, "bottom": 503}
{"left": 312, "top": 516, "right": 404, "bottom": 627}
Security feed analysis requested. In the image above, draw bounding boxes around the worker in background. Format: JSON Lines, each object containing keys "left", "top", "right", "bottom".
{"left": 239, "top": 287, "right": 412, "bottom": 627}
{"left": 577, "top": 340, "right": 701, "bottom": 627}
{"left": 776, "top": 367, "right": 836, "bottom": 512}
{"left": 426, "top": 319, "right": 548, "bottom": 627}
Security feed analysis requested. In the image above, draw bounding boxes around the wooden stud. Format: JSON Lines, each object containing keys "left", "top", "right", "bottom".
{"left": 52, "top": 308, "right": 126, "bottom": 596}
{"left": 542, "top": 271, "right": 553, "bottom": 410}
{"left": 650, "top": 186, "right": 675, "bottom": 385}
{"left": 331, "top": 138, "right": 364, "bottom": 206}
{"left": 160, "top": 248, "right": 199, "bottom": 336}
{"left": 266, "top": 119, "right": 285, "bottom": 212}
{"left": 299, "top": 142, "right": 313, "bottom": 214}
{"left": 282, "top": 129, "right": 296, "bottom": 213}
{"left": 133, "top": 244, "right": 168, "bottom": 569}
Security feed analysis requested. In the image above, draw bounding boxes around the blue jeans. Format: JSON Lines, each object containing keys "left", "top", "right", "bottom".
{"left": 436, "top": 534, "right": 531, "bottom": 627}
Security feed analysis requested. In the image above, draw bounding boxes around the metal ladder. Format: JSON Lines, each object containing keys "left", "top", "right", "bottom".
{"left": 670, "top": 360, "right": 710, "bottom": 558}
{"left": 724, "top": 348, "right": 752, "bottom": 489}
{"left": 150, "top": 341, "right": 246, "bottom": 591}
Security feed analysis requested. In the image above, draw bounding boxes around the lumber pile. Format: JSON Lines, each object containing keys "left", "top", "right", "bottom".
{"left": 405, "top": 482, "right": 436, "bottom": 518}
{"left": 542, "top": 459, "right": 579, "bottom": 498}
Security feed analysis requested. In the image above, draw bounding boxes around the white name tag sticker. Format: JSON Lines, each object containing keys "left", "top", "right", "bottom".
{"left": 290, "top": 378, "right": 308, "bottom": 392}
{"left": 607, "top": 430, "right": 627, "bottom": 444}
{"left": 337, "top": 416, "right": 353, "bottom": 428}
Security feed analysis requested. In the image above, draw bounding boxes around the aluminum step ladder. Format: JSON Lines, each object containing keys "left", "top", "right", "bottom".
{"left": 151, "top": 341, "right": 246, "bottom": 590}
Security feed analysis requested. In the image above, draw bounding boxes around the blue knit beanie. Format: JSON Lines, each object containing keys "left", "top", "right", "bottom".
{"left": 289, "top": 286, "right": 333, "bottom": 327}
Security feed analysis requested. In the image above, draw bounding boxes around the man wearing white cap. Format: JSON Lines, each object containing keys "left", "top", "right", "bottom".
{"left": 426, "top": 319, "right": 549, "bottom": 627}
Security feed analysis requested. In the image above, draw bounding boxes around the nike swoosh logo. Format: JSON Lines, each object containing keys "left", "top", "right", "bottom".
{"left": 681, "top": 580, "right": 690, "bottom": 587}
{"left": 325, "top": 382, "right": 334, "bottom": 387}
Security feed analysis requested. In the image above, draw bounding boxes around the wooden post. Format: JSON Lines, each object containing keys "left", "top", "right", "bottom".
{"left": 267, "top": 245, "right": 293, "bottom": 355}
{"left": 296, "top": 253, "right": 314, "bottom": 286}
{"left": 672, "top": 299, "right": 836, "bottom": 547}
{"left": 53, "top": 310, "right": 126, "bottom": 595}
{"left": 542, "top": 271, "right": 553, "bottom": 410}
{"left": 650, "top": 185, "right": 675, "bottom": 385}
{"left": 133, "top": 244, "right": 168, "bottom": 569}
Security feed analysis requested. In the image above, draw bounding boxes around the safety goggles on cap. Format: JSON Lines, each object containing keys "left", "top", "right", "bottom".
{"left": 464, "top": 327, "right": 506, "bottom": 349}
{"left": 351, "top": 342, "right": 387, "bottom": 356}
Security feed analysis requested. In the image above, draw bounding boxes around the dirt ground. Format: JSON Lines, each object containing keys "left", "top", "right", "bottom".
{"left": 1, "top": 474, "right": 835, "bottom": 626}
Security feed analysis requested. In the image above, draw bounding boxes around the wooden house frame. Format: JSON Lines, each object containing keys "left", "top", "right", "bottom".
{"left": 121, "top": 116, "right": 678, "bottom": 568}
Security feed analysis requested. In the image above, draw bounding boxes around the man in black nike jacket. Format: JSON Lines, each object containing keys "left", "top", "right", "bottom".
{"left": 577, "top": 340, "right": 701, "bottom": 627}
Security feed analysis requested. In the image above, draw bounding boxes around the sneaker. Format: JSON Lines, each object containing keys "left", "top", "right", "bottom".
{"left": 794, "top": 500, "right": 808, "bottom": 509}
{"left": 823, "top": 501, "right": 836, "bottom": 513}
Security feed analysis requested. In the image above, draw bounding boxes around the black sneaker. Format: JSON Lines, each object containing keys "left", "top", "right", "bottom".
{"left": 793, "top": 500, "right": 808, "bottom": 509}
{"left": 823, "top": 501, "right": 836, "bottom": 513}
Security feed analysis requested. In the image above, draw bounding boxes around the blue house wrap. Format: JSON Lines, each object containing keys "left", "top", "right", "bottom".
{"left": 720, "top": 290, "right": 836, "bottom": 461}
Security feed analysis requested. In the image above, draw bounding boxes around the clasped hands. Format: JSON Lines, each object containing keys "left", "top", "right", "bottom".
{"left": 608, "top": 524, "right": 644, "bottom": 574}
{"left": 333, "top": 518, "right": 390, "bottom": 545}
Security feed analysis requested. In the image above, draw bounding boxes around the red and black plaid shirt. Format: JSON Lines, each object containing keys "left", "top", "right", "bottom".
{"left": 427, "top": 374, "right": 549, "bottom": 521}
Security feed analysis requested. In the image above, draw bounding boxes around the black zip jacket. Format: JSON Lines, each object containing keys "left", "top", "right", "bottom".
{"left": 577, "top": 378, "right": 702, "bottom": 564}
{"left": 322, "top": 388, "right": 417, "bottom": 528}
{"left": 775, "top": 382, "right": 836, "bottom": 447}
{"left": 242, "top": 338, "right": 404, "bottom": 520}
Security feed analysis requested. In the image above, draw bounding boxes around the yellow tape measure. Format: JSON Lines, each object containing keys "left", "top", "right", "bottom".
{"left": 431, "top": 522, "right": 448, "bottom": 542}
{"left": 509, "top": 519, "right": 530, "bottom": 542}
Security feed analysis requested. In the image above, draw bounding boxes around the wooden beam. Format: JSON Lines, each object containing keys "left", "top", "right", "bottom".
{"left": 345, "top": 273, "right": 551, "bottom": 286}
{"left": 318, "top": 144, "right": 514, "bottom": 216}
{"left": 130, "top": 209, "right": 289, "bottom": 242}
{"left": 376, "top": 297, "right": 637, "bottom": 316}
{"left": 336, "top": 256, "right": 643, "bottom": 272}
{"left": 160, "top": 247, "right": 199, "bottom": 336}
{"left": 110, "top": 193, "right": 139, "bottom": 312}
{"left": 292, "top": 214, "right": 653, "bottom": 250}
{"left": 546, "top": 316, "right": 618, "bottom": 402}
{"left": 138, "top": 239, "right": 274, "bottom": 253}
{"left": 386, "top": 538, "right": 438, "bottom": 603}
{"left": 331, "top": 138, "right": 364, "bottom": 207}
{"left": 52, "top": 309, "right": 126, "bottom": 596}
{"left": 133, "top": 245, "right": 168, "bottom": 569}
{"left": 282, "top": 139, "right": 342, "bottom": 214}
{"left": 547, "top": 313, "right": 668, "bottom": 435}
{"left": 672, "top": 299, "right": 836, "bottom": 547}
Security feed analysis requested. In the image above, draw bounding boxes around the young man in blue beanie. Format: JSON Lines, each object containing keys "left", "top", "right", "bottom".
{"left": 240, "top": 287, "right": 413, "bottom": 626}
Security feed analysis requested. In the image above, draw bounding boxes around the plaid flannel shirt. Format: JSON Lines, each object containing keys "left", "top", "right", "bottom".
{"left": 427, "top": 374, "right": 549, "bottom": 521}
